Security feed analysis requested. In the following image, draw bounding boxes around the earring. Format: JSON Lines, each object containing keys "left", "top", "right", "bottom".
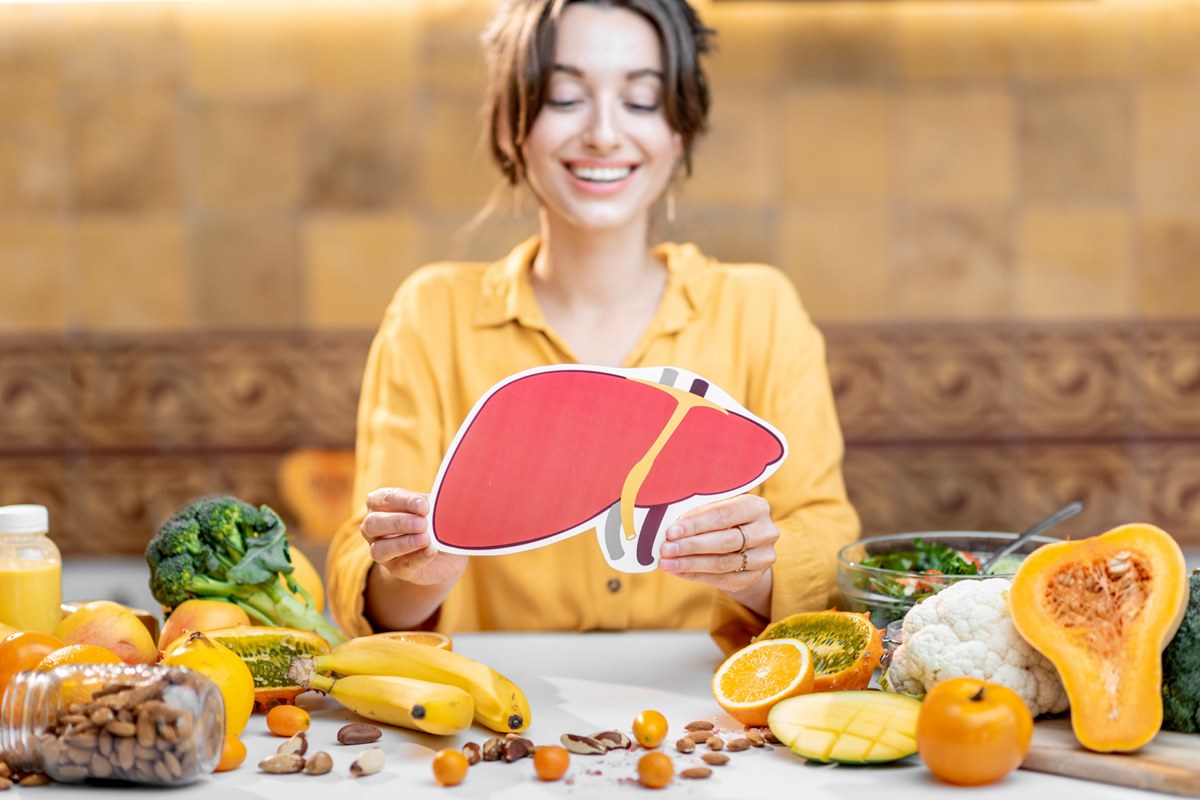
{"left": 666, "top": 189, "right": 676, "bottom": 224}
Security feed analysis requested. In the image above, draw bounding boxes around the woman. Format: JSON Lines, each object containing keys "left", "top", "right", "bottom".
{"left": 326, "top": 0, "right": 859, "bottom": 654}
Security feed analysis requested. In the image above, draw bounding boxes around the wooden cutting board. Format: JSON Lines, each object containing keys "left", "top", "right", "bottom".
{"left": 1023, "top": 717, "right": 1200, "bottom": 796}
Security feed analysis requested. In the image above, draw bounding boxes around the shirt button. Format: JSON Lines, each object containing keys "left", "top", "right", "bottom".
{"left": 606, "top": 578, "right": 622, "bottom": 593}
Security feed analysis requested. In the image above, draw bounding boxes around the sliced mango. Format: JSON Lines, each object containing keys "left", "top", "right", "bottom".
{"left": 767, "top": 690, "right": 922, "bottom": 765}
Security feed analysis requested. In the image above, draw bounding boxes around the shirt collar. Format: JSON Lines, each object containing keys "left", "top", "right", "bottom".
{"left": 474, "top": 236, "right": 716, "bottom": 333}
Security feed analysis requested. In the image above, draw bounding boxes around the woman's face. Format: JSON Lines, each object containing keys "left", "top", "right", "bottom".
{"left": 521, "top": 3, "right": 683, "bottom": 234}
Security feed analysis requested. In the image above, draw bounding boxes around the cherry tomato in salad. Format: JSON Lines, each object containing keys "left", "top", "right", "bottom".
{"left": 917, "top": 677, "right": 1033, "bottom": 786}
{"left": 957, "top": 549, "right": 983, "bottom": 569}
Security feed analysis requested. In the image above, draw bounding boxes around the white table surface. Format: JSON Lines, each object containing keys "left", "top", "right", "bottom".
{"left": 25, "top": 630, "right": 1174, "bottom": 799}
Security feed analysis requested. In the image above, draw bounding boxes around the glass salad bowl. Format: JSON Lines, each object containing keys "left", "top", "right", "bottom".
{"left": 837, "top": 530, "right": 1063, "bottom": 629}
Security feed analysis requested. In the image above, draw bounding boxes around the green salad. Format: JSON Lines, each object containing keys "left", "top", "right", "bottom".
{"left": 857, "top": 539, "right": 982, "bottom": 600}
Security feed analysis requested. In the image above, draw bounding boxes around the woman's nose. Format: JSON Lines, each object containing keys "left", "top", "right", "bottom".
{"left": 582, "top": 99, "right": 619, "bottom": 152}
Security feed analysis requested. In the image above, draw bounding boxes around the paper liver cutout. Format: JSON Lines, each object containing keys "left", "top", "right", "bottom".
{"left": 428, "top": 365, "right": 788, "bottom": 573}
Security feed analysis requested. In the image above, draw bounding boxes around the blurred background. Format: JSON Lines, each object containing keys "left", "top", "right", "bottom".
{"left": 0, "top": 0, "right": 1198, "bottom": 600}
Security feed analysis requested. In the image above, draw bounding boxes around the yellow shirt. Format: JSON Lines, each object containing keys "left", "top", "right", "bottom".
{"left": 327, "top": 237, "right": 860, "bottom": 654}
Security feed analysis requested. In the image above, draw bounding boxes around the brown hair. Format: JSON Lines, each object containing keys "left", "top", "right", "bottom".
{"left": 482, "top": 0, "right": 715, "bottom": 186}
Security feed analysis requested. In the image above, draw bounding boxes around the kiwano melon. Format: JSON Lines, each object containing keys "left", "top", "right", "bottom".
{"left": 756, "top": 611, "right": 884, "bottom": 692}
{"left": 165, "top": 625, "right": 330, "bottom": 710}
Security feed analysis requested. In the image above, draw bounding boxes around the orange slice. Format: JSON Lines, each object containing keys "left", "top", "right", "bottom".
{"left": 712, "top": 638, "right": 815, "bottom": 728}
{"left": 369, "top": 631, "right": 453, "bottom": 651}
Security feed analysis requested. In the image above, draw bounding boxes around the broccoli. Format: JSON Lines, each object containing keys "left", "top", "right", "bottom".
{"left": 146, "top": 495, "right": 345, "bottom": 645}
{"left": 1162, "top": 568, "right": 1200, "bottom": 733}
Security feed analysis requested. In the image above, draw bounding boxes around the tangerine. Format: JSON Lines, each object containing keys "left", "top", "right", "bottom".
{"left": 36, "top": 644, "right": 122, "bottom": 671}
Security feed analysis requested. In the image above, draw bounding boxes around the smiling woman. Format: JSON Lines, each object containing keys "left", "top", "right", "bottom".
{"left": 324, "top": 0, "right": 861, "bottom": 655}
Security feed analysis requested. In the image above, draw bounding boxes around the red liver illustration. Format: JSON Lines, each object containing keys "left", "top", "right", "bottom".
{"left": 430, "top": 369, "right": 784, "bottom": 566}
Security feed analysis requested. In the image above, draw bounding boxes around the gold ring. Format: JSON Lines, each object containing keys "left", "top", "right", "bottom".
{"left": 736, "top": 550, "right": 748, "bottom": 573}
{"left": 736, "top": 524, "right": 749, "bottom": 554}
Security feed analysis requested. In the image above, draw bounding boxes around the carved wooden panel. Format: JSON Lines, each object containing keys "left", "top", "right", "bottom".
{"left": 1, "top": 323, "right": 1198, "bottom": 554}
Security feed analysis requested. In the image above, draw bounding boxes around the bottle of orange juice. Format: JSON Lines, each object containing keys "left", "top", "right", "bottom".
{"left": 0, "top": 505, "right": 62, "bottom": 633}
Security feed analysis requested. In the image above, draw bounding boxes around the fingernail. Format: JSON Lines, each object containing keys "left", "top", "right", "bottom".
{"left": 658, "top": 558, "right": 678, "bottom": 572}
{"left": 660, "top": 543, "right": 679, "bottom": 558}
{"left": 665, "top": 524, "right": 684, "bottom": 539}
{"left": 413, "top": 533, "right": 429, "bottom": 547}
{"left": 415, "top": 496, "right": 429, "bottom": 514}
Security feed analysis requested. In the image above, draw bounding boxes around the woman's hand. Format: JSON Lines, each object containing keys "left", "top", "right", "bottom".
{"left": 657, "top": 494, "right": 778, "bottom": 606}
{"left": 361, "top": 488, "right": 467, "bottom": 586}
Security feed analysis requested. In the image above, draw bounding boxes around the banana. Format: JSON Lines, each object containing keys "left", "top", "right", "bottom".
{"left": 296, "top": 671, "right": 474, "bottom": 736}
{"left": 290, "top": 634, "right": 532, "bottom": 733}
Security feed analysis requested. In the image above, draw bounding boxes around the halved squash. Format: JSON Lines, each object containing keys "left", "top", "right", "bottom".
{"left": 1009, "top": 523, "right": 1189, "bottom": 752}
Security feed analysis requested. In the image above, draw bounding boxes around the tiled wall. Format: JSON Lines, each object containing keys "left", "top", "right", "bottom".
{"left": 1, "top": 0, "right": 1198, "bottom": 553}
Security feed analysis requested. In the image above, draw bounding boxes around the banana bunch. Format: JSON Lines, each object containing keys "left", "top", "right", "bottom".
{"left": 295, "top": 670, "right": 474, "bottom": 736}
{"left": 287, "top": 634, "right": 531, "bottom": 734}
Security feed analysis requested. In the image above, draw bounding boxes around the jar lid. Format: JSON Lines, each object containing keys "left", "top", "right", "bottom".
{"left": 0, "top": 504, "right": 49, "bottom": 535}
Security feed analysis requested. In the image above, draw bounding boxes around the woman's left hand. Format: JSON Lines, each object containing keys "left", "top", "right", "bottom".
{"left": 657, "top": 494, "right": 778, "bottom": 595}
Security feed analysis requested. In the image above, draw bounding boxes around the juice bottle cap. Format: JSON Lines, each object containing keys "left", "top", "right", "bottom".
{"left": 0, "top": 504, "right": 49, "bottom": 535}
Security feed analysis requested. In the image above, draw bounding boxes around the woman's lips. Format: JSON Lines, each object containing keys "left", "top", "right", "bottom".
{"left": 563, "top": 161, "right": 638, "bottom": 196}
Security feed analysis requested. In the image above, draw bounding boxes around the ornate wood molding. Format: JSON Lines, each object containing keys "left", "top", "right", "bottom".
{"left": 2, "top": 322, "right": 1197, "bottom": 553}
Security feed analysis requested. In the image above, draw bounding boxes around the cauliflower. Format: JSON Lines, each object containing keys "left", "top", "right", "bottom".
{"left": 884, "top": 577, "right": 1069, "bottom": 717}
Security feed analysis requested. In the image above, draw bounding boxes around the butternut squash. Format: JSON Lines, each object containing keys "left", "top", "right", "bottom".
{"left": 1010, "top": 524, "right": 1189, "bottom": 753}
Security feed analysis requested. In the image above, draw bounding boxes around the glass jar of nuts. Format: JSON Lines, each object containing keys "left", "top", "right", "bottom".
{"left": 0, "top": 664, "right": 224, "bottom": 785}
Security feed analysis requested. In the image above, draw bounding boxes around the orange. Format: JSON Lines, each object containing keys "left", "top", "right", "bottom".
{"left": 712, "top": 638, "right": 815, "bottom": 728}
{"left": 368, "top": 630, "right": 452, "bottom": 651}
{"left": 36, "top": 644, "right": 122, "bottom": 671}
{"left": 0, "top": 631, "right": 64, "bottom": 696}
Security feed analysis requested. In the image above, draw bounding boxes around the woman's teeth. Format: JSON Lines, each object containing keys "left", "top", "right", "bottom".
{"left": 569, "top": 165, "right": 633, "bottom": 183}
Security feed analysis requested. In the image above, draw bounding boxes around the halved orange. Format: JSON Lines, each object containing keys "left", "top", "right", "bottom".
{"left": 369, "top": 630, "right": 453, "bottom": 651}
{"left": 712, "top": 638, "right": 815, "bottom": 728}
{"left": 36, "top": 644, "right": 123, "bottom": 671}
{"left": 756, "top": 610, "right": 884, "bottom": 692}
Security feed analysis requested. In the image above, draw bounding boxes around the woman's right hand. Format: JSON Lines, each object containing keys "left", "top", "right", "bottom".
{"left": 361, "top": 488, "right": 467, "bottom": 586}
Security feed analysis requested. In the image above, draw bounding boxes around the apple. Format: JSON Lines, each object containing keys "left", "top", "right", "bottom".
{"left": 54, "top": 600, "right": 158, "bottom": 665}
{"left": 158, "top": 599, "right": 250, "bottom": 652}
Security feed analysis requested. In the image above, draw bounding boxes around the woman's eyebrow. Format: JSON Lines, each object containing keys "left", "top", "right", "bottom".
{"left": 552, "top": 64, "right": 664, "bottom": 81}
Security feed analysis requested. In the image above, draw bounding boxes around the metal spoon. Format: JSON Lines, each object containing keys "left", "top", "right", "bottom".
{"left": 979, "top": 500, "right": 1084, "bottom": 575}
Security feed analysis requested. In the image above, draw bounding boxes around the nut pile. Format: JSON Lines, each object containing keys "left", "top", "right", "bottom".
{"left": 0, "top": 756, "right": 51, "bottom": 790}
{"left": 451, "top": 719, "right": 775, "bottom": 786}
{"left": 23, "top": 670, "right": 215, "bottom": 786}
{"left": 257, "top": 723, "right": 385, "bottom": 778}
